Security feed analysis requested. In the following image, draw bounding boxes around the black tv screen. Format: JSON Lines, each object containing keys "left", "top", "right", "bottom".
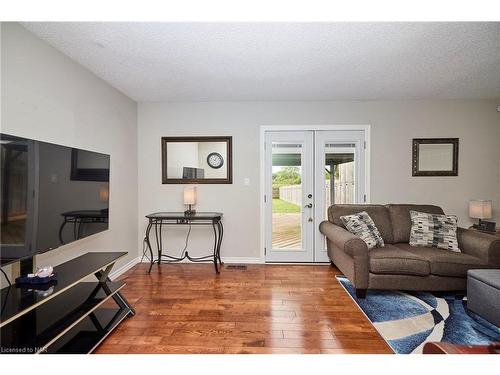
{"left": 0, "top": 133, "right": 110, "bottom": 266}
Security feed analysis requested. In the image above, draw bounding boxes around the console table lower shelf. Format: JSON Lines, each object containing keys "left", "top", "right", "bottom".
{"left": 0, "top": 252, "right": 134, "bottom": 354}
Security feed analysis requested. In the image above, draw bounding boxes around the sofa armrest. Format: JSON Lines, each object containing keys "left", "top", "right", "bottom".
{"left": 320, "top": 221, "right": 369, "bottom": 289}
{"left": 457, "top": 227, "right": 500, "bottom": 266}
{"left": 319, "top": 221, "right": 368, "bottom": 258}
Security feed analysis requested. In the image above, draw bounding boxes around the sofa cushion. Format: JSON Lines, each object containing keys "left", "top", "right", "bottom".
{"left": 340, "top": 211, "right": 385, "bottom": 249}
{"left": 395, "top": 243, "right": 489, "bottom": 278}
{"left": 409, "top": 210, "right": 459, "bottom": 252}
{"left": 328, "top": 204, "right": 394, "bottom": 244}
{"left": 386, "top": 204, "right": 444, "bottom": 243}
{"left": 369, "top": 245, "right": 430, "bottom": 276}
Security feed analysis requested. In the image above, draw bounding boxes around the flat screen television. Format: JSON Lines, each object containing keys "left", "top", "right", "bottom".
{"left": 0, "top": 133, "right": 110, "bottom": 266}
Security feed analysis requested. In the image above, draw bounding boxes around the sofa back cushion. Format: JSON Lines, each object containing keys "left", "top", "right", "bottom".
{"left": 328, "top": 204, "right": 394, "bottom": 244}
{"left": 386, "top": 204, "right": 444, "bottom": 243}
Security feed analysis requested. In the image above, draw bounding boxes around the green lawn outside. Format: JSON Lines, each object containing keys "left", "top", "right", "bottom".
{"left": 272, "top": 198, "right": 301, "bottom": 213}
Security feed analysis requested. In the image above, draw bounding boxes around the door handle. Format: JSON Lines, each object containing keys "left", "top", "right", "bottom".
{"left": 304, "top": 203, "right": 313, "bottom": 208}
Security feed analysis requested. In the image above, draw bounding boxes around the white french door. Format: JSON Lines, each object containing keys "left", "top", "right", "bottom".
{"left": 264, "top": 131, "right": 314, "bottom": 262}
{"left": 313, "top": 130, "right": 366, "bottom": 262}
{"left": 264, "top": 129, "right": 367, "bottom": 263}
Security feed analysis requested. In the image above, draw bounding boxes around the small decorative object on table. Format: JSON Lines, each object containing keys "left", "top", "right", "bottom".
{"left": 15, "top": 266, "right": 57, "bottom": 286}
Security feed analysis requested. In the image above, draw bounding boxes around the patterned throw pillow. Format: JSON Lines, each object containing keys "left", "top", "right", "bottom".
{"left": 340, "top": 211, "right": 385, "bottom": 249}
{"left": 409, "top": 210, "right": 460, "bottom": 252}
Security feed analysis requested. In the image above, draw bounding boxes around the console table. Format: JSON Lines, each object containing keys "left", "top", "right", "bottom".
{"left": 144, "top": 212, "right": 224, "bottom": 274}
{"left": 0, "top": 252, "right": 134, "bottom": 354}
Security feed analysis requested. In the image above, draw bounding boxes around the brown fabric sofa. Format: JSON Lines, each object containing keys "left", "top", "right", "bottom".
{"left": 319, "top": 204, "right": 500, "bottom": 298}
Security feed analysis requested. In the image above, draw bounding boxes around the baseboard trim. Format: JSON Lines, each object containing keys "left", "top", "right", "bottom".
{"left": 222, "top": 257, "right": 264, "bottom": 264}
{"left": 109, "top": 256, "right": 328, "bottom": 277}
{"left": 109, "top": 256, "right": 140, "bottom": 280}
{"left": 265, "top": 262, "right": 330, "bottom": 265}
{"left": 137, "top": 256, "right": 264, "bottom": 264}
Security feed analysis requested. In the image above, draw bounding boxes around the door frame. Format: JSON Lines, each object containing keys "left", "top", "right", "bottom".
{"left": 259, "top": 125, "right": 371, "bottom": 263}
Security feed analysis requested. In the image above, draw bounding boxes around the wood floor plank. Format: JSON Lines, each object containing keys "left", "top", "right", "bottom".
{"left": 94, "top": 263, "right": 393, "bottom": 354}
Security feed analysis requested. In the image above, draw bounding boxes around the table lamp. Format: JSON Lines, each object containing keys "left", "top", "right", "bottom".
{"left": 184, "top": 187, "right": 197, "bottom": 216}
{"left": 469, "top": 200, "right": 495, "bottom": 231}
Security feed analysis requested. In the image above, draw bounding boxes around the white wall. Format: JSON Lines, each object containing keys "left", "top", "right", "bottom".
{"left": 1, "top": 22, "right": 138, "bottom": 284}
{"left": 166, "top": 142, "right": 199, "bottom": 178}
{"left": 138, "top": 101, "right": 500, "bottom": 260}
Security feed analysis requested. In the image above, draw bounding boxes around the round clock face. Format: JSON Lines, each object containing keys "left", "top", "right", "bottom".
{"left": 207, "top": 152, "right": 224, "bottom": 169}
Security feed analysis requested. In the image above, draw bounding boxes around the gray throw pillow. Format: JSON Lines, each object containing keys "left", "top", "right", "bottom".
{"left": 340, "top": 211, "right": 385, "bottom": 249}
{"left": 409, "top": 210, "right": 460, "bottom": 252}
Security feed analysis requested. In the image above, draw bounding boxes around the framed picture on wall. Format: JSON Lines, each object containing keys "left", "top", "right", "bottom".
{"left": 412, "top": 138, "right": 459, "bottom": 176}
{"left": 161, "top": 136, "right": 233, "bottom": 184}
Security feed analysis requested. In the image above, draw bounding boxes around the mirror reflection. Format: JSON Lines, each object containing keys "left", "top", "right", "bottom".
{"left": 162, "top": 137, "right": 232, "bottom": 184}
{"left": 418, "top": 143, "right": 454, "bottom": 171}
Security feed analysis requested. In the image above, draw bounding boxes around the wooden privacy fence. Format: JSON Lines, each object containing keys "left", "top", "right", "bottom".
{"left": 279, "top": 180, "right": 355, "bottom": 206}
{"left": 278, "top": 185, "right": 302, "bottom": 206}
{"left": 326, "top": 180, "right": 355, "bottom": 206}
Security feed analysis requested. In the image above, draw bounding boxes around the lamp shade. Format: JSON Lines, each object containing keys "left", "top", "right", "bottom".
{"left": 99, "top": 184, "right": 109, "bottom": 202}
{"left": 469, "top": 200, "right": 492, "bottom": 219}
{"left": 183, "top": 187, "right": 197, "bottom": 205}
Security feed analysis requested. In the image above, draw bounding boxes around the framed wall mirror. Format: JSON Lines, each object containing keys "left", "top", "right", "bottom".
{"left": 161, "top": 136, "right": 233, "bottom": 184}
{"left": 412, "top": 138, "right": 459, "bottom": 176}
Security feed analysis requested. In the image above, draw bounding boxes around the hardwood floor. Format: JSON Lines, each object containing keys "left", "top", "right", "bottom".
{"left": 95, "top": 263, "right": 393, "bottom": 354}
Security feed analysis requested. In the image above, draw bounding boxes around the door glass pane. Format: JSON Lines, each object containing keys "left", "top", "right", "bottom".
{"left": 272, "top": 142, "right": 302, "bottom": 250}
{"left": 324, "top": 143, "right": 356, "bottom": 220}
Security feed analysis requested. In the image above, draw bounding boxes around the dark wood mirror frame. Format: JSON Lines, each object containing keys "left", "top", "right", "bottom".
{"left": 412, "top": 138, "right": 459, "bottom": 176}
{"left": 161, "top": 136, "right": 233, "bottom": 184}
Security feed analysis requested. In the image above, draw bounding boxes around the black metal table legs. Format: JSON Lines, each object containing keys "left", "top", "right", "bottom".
{"left": 94, "top": 263, "right": 136, "bottom": 317}
{"left": 145, "top": 222, "right": 154, "bottom": 274}
{"left": 212, "top": 220, "right": 224, "bottom": 273}
{"left": 145, "top": 218, "right": 224, "bottom": 274}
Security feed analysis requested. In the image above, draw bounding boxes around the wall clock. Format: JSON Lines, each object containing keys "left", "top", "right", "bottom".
{"left": 207, "top": 152, "right": 224, "bottom": 169}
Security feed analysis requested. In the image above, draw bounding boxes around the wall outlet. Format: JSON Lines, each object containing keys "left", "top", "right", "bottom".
{"left": 243, "top": 178, "right": 250, "bottom": 186}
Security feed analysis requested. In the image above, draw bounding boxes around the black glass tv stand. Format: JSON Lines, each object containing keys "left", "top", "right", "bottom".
{"left": 0, "top": 252, "right": 134, "bottom": 354}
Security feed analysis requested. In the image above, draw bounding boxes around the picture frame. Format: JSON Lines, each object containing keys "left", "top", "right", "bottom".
{"left": 412, "top": 138, "right": 459, "bottom": 176}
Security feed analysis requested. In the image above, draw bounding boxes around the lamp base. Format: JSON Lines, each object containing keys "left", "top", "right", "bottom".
{"left": 473, "top": 220, "right": 496, "bottom": 233}
{"left": 184, "top": 205, "right": 196, "bottom": 216}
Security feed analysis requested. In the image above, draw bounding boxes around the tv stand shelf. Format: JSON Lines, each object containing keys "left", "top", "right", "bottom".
{"left": 0, "top": 252, "right": 134, "bottom": 354}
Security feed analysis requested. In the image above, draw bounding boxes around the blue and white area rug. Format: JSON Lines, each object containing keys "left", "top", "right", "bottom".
{"left": 337, "top": 276, "right": 500, "bottom": 354}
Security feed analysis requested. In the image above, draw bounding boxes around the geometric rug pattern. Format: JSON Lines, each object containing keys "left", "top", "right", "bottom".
{"left": 337, "top": 276, "right": 500, "bottom": 354}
